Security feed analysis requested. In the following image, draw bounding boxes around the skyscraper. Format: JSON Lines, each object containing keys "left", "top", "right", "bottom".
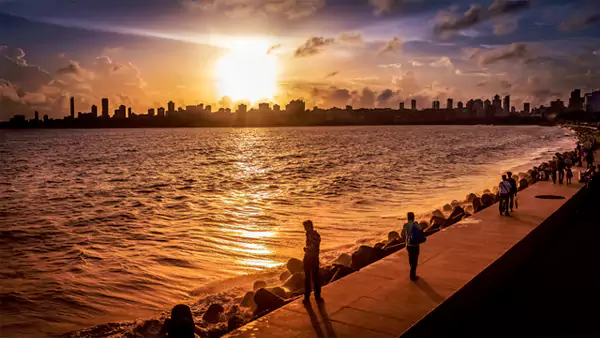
{"left": 70, "top": 96, "right": 75, "bottom": 119}
{"left": 399, "top": 102, "right": 405, "bottom": 110}
{"left": 492, "top": 94, "right": 501, "bottom": 115}
{"left": 237, "top": 104, "right": 248, "bottom": 114}
{"left": 503, "top": 95, "right": 510, "bottom": 115}
{"left": 258, "top": 102, "right": 270, "bottom": 111}
{"left": 127, "top": 107, "right": 132, "bottom": 118}
{"left": 273, "top": 104, "right": 281, "bottom": 112}
{"left": 457, "top": 101, "right": 464, "bottom": 109}
{"left": 411, "top": 99, "right": 417, "bottom": 111}
{"left": 447, "top": 98, "right": 453, "bottom": 110}
{"left": 102, "top": 98, "right": 109, "bottom": 118}
{"left": 91, "top": 105, "right": 98, "bottom": 118}
{"left": 34, "top": 111, "right": 39, "bottom": 121}
{"left": 157, "top": 107, "right": 165, "bottom": 117}
{"left": 524, "top": 103, "right": 530, "bottom": 114}
{"left": 168, "top": 101, "right": 175, "bottom": 115}
{"left": 148, "top": 108, "right": 155, "bottom": 117}
{"left": 568, "top": 89, "right": 583, "bottom": 111}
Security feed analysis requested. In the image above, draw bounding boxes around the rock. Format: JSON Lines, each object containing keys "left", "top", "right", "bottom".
{"left": 443, "top": 206, "right": 465, "bottom": 228}
{"left": 335, "top": 253, "right": 352, "bottom": 267}
{"left": 387, "top": 231, "right": 400, "bottom": 242}
{"left": 429, "top": 216, "right": 445, "bottom": 229}
{"left": 374, "top": 242, "right": 385, "bottom": 249}
{"left": 466, "top": 193, "right": 478, "bottom": 202}
{"left": 330, "top": 264, "right": 356, "bottom": 282}
{"left": 240, "top": 291, "right": 256, "bottom": 308}
{"left": 472, "top": 197, "right": 482, "bottom": 213}
{"left": 351, "top": 245, "right": 385, "bottom": 271}
{"left": 483, "top": 189, "right": 491, "bottom": 194}
{"left": 443, "top": 203, "right": 453, "bottom": 211}
{"left": 207, "top": 324, "right": 229, "bottom": 338}
{"left": 519, "top": 179, "right": 529, "bottom": 191}
{"left": 450, "top": 200, "right": 462, "bottom": 207}
{"left": 202, "top": 303, "right": 224, "bottom": 323}
{"left": 254, "top": 288, "right": 285, "bottom": 315}
{"left": 432, "top": 209, "right": 445, "bottom": 219}
{"left": 283, "top": 272, "right": 305, "bottom": 292}
{"left": 253, "top": 280, "right": 267, "bottom": 291}
{"left": 383, "top": 242, "right": 405, "bottom": 256}
{"left": 227, "top": 314, "right": 245, "bottom": 331}
{"left": 465, "top": 205, "right": 474, "bottom": 213}
{"left": 492, "top": 185, "right": 499, "bottom": 194}
{"left": 286, "top": 258, "right": 304, "bottom": 274}
{"left": 418, "top": 221, "right": 429, "bottom": 231}
{"left": 481, "top": 194, "right": 494, "bottom": 207}
{"left": 279, "top": 270, "right": 291, "bottom": 283}
{"left": 268, "top": 286, "right": 287, "bottom": 299}
{"left": 319, "top": 266, "right": 336, "bottom": 285}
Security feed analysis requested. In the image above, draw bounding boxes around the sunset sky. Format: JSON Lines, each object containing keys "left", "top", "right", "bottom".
{"left": 1, "top": 0, "right": 599, "bottom": 119}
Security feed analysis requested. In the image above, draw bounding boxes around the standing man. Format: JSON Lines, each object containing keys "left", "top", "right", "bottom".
{"left": 507, "top": 172, "right": 518, "bottom": 213}
{"left": 498, "top": 175, "right": 512, "bottom": 216}
{"left": 302, "top": 220, "right": 322, "bottom": 303}
{"left": 401, "top": 212, "right": 425, "bottom": 281}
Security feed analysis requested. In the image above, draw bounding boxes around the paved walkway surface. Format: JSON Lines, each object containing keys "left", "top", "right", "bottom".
{"left": 225, "top": 179, "right": 585, "bottom": 338}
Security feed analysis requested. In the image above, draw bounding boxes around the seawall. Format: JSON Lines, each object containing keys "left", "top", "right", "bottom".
{"left": 224, "top": 169, "right": 591, "bottom": 337}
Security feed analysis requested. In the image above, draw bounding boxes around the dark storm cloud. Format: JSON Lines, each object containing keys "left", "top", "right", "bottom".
{"left": 376, "top": 89, "right": 397, "bottom": 106}
{"left": 434, "top": 0, "right": 531, "bottom": 36}
{"left": 560, "top": 12, "right": 600, "bottom": 31}
{"left": 294, "top": 37, "right": 335, "bottom": 57}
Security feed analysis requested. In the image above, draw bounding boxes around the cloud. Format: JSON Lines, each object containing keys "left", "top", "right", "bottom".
{"left": 369, "top": 0, "right": 393, "bottom": 15}
{"left": 559, "top": 12, "right": 600, "bottom": 31}
{"left": 429, "top": 56, "right": 453, "bottom": 68}
{"left": 188, "top": 0, "right": 326, "bottom": 19}
{"left": 493, "top": 20, "right": 518, "bottom": 36}
{"left": 325, "top": 71, "right": 339, "bottom": 78}
{"left": 378, "top": 37, "right": 402, "bottom": 54}
{"left": 376, "top": 89, "right": 398, "bottom": 106}
{"left": 0, "top": 45, "right": 52, "bottom": 92}
{"left": 434, "top": 0, "right": 530, "bottom": 36}
{"left": 294, "top": 37, "right": 335, "bottom": 57}
{"left": 338, "top": 31, "right": 364, "bottom": 44}
{"left": 267, "top": 44, "right": 282, "bottom": 55}
{"left": 378, "top": 63, "right": 402, "bottom": 68}
{"left": 409, "top": 60, "right": 424, "bottom": 67}
{"left": 471, "top": 43, "right": 529, "bottom": 65}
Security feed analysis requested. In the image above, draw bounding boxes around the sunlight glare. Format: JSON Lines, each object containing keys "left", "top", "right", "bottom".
{"left": 215, "top": 39, "right": 278, "bottom": 103}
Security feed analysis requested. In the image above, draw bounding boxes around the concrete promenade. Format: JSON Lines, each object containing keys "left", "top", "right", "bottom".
{"left": 226, "top": 178, "right": 587, "bottom": 338}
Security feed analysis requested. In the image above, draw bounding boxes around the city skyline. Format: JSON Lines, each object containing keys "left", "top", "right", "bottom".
{"left": 1, "top": 0, "right": 600, "bottom": 121}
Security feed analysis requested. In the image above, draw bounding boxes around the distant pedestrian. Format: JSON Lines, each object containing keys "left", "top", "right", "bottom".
{"left": 566, "top": 166, "right": 573, "bottom": 185}
{"left": 402, "top": 212, "right": 426, "bottom": 281}
{"left": 551, "top": 159, "right": 558, "bottom": 184}
{"left": 498, "top": 175, "right": 512, "bottom": 216}
{"left": 302, "top": 220, "right": 322, "bottom": 303}
{"left": 557, "top": 155, "right": 566, "bottom": 184}
{"left": 507, "top": 172, "right": 518, "bottom": 212}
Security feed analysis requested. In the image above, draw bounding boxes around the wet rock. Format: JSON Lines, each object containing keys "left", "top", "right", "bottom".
{"left": 418, "top": 221, "right": 429, "bottom": 231}
{"left": 388, "top": 231, "right": 400, "bottom": 241}
{"left": 268, "top": 287, "right": 287, "bottom": 299}
{"left": 240, "top": 291, "right": 256, "bottom": 309}
{"left": 202, "top": 303, "right": 224, "bottom": 323}
{"left": 450, "top": 200, "right": 462, "bottom": 207}
{"left": 351, "top": 245, "right": 385, "bottom": 271}
{"left": 286, "top": 258, "right": 304, "bottom": 274}
{"left": 443, "top": 204, "right": 453, "bottom": 211}
{"left": 227, "top": 314, "right": 246, "bottom": 331}
{"left": 207, "top": 324, "right": 229, "bottom": 338}
{"left": 254, "top": 288, "right": 285, "bottom": 315}
{"left": 466, "top": 193, "right": 478, "bottom": 202}
{"left": 279, "top": 270, "right": 291, "bottom": 283}
{"left": 253, "top": 280, "right": 267, "bottom": 291}
{"left": 472, "top": 197, "right": 482, "bottom": 213}
{"left": 465, "top": 205, "right": 474, "bottom": 213}
{"left": 335, "top": 253, "right": 352, "bottom": 267}
{"left": 283, "top": 272, "right": 305, "bottom": 292}
{"left": 432, "top": 209, "right": 445, "bottom": 219}
{"left": 429, "top": 216, "right": 445, "bottom": 230}
{"left": 330, "top": 264, "right": 356, "bottom": 283}
{"left": 443, "top": 206, "right": 465, "bottom": 228}
{"left": 319, "top": 266, "right": 336, "bottom": 285}
{"left": 483, "top": 189, "right": 492, "bottom": 194}
{"left": 519, "top": 179, "right": 529, "bottom": 191}
{"left": 374, "top": 242, "right": 385, "bottom": 249}
{"left": 481, "top": 194, "right": 494, "bottom": 207}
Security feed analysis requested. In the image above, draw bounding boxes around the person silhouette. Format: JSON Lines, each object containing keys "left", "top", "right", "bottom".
{"left": 159, "top": 304, "right": 196, "bottom": 338}
{"left": 302, "top": 220, "right": 322, "bottom": 303}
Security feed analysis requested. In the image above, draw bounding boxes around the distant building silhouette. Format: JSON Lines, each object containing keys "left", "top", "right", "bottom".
{"left": 167, "top": 101, "right": 175, "bottom": 115}
{"left": 447, "top": 98, "right": 453, "bottom": 110}
{"left": 157, "top": 107, "right": 165, "bottom": 117}
{"left": 148, "top": 108, "right": 155, "bottom": 117}
{"left": 457, "top": 101, "right": 463, "bottom": 110}
{"left": 399, "top": 102, "right": 405, "bottom": 110}
{"left": 102, "top": 98, "right": 109, "bottom": 118}
{"left": 91, "top": 105, "right": 98, "bottom": 118}
{"left": 503, "top": 95, "right": 510, "bottom": 116}
{"left": 411, "top": 99, "right": 417, "bottom": 111}
{"left": 274, "top": 104, "right": 281, "bottom": 112}
{"left": 34, "top": 111, "right": 39, "bottom": 121}
{"left": 524, "top": 102, "right": 531, "bottom": 114}
{"left": 205, "top": 105, "right": 212, "bottom": 114}
{"left": 70, "top": 96, "right": 75, "bottom": 119}
{"left": 584, "top": 91, "right": 600, "bottom": 113}
{"left": 258, "top": 102, "right": 270, "bottom": 111}
{"left": 43, "top": 114, "right": 48, "bottom": 122}
{"left": 568, "top": 89, "right": 584, "bottom": 111}
{"left": 492, "top": 94, "right": 501, "bottom": 115}
{"left": 127, "top": 107, "right": 132, "bottom": 118}
{"left": 237, "top": 104, "right": 247, "bottom": 114}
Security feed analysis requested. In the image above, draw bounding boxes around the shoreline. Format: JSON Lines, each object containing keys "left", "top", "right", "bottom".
{"left": 63, "top": 125, "right": 599, "bottom": 338}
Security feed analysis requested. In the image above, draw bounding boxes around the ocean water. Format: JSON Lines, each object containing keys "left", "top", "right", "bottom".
{"left": 0, "top": 126, "right": 576, "bottom": 337}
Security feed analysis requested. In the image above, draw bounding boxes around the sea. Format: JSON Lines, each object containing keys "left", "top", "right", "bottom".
{"left": 0, "top": 125, "right": 577, "bottom": 337}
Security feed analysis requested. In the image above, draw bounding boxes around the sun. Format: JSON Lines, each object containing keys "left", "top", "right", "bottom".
{"left": 215, "top": 39, "right": 278, "bottom": 103}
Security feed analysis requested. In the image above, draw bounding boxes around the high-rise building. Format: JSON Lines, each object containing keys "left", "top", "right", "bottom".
{"left": 584, "top": 91, "right": 600, "bottom": 113}
{"left": 399, "top": 102, "right": 405, "bottom": 110}
{"left": 457, "top": 101, "right": 464, "bottom": 109}
{"left": 167, "top": 101, "right": 175, "bottom": 115}
{"left": 127, "top": 107, "right": 132, "bottom": 118}
{"left": 346, "top": 105, "right": 353, "bottom": 112}
{"left": 237, "top": 104, "right": 248, "bottom": 114}
{"left": 43, "top": 114, "right": 49, "bottom": 122}
{"left": 411, "top": 99, "right": 417, "bottom": 111}
{"left": 115, "top": 105, "right": 126, "bottom": 119}
{"left": 274, "top": 104, "right": 281, "bottom": 112}
{"left": 503, "top": 95, "right": 510, "bottom": 115}
{"left": 91, "top": 105, "right": 98, "bottom": 118}
{"left": 101, "top": 98, "right": 109, "bottom": 118}
{"left": 34, "top": 111, "right": 39, "bottom": 121}
{"left": 205, "top": 105, "right": 212, "bottom": 114}
{"left": 492, "top": 94, "right": 501, "bottom": 115}
{"left": 258, "top": 102, "right": 270, "bottom": 111}
{"left": 524, "top": 103, "right": 530, "bottom": 114}
{"left": 157, "top": 107, "right": 165, "bottom": 117}
{"left": 70, "top": 96, "right": 75, "bottom": 119}
{"left": 148, "top": 108, "right": 155, "bottom": 117}
{"left": 447, "top": 98, "right": 453, "bottom": 110}
{"left": 568, "top": 89, "right": 584, "bottom": 111}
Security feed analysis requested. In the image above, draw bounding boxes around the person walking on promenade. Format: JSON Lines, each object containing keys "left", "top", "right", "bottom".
{"left": 498, "top": 175, "right": 512, "bottom": 216}
{"left": 557, "top": 155, "right": 566, "bottom": 184}
{"left": 302, "top": 220, "right": 322, "bottom": 303}
{"left": 566, "top": 166, "right": 573, "bottom": 185}
{"left": 507, "top": 172, "right": 518, "bottom": 213}
{"left": 551, "top": 158, "right": 558, "bottom": 184}
{"left": 402, "top": 212, "right": 426, "bottom": 281}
